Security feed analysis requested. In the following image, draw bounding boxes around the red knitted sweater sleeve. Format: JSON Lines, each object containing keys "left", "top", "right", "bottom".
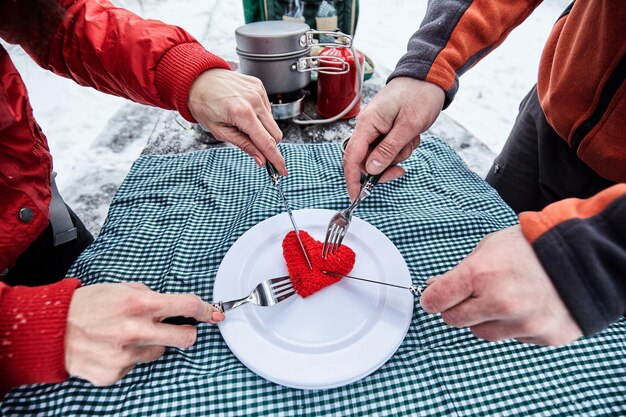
{"left": 0, "top": 278, "right": 81, "bottom": 397}
{"left": 24, "top": 0, "right": 231, "bottom": 123}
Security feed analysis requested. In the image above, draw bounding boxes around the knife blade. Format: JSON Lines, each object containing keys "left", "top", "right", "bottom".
{"left": 266, "top": 161, "right": 313, "bottom": 270}
{"left": 322, "top": 271, "right": 424, "bottom": 296}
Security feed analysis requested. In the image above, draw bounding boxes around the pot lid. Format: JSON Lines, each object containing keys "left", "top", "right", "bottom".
{"left": 235, "top": 21, "right": 311, "bottom": 55}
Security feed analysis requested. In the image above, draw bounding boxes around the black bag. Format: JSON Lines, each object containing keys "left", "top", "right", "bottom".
{"left": 242, "top": 0, "right": 359, "bottom": 36}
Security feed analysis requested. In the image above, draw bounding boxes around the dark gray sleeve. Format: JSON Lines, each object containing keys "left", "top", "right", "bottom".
{"left": 388, "top": 0, "right": 472, "bottom": 107}
{"left": 388, "top": 0, "right": 541, "bottom": 108}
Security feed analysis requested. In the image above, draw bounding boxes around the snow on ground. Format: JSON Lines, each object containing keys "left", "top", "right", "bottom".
{"left": 5, "top": 0, "right": 570, "bottom": 234}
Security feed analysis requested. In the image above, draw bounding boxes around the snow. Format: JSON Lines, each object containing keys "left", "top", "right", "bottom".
{"left": 4, "top": 0, "right": 569, "bottom": 235}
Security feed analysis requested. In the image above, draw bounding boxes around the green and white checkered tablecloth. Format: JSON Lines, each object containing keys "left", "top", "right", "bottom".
{"left": 4, "top": 137, "right": 626, "bottom": 416}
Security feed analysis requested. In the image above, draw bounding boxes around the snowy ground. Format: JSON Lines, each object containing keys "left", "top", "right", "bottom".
{"left": 5, "top": 0, "right": 570, "bottom": 234}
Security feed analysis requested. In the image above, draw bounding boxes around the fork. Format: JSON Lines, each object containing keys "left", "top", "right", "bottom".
{"left": 162, "top": 276, "right": 295, "bottom": 325}
{"left": 322, "top": 173, "right": 381, "bottom": 258}
{"left": 213, "top": 275, "right": 295, "bottom": 313}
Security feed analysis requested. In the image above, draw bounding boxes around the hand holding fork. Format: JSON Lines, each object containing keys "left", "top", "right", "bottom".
{"left": 163, "top": 276, "right": 296, "bottom": 325}
{"left": 322, "top": 136, "right": 394, "bottom": 258}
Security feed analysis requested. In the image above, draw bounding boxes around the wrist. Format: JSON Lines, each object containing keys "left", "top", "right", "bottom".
{"left": 155, "top": 43, "right": 231, "bottom": 123}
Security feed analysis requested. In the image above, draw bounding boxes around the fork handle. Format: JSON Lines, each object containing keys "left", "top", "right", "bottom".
{"left": 214, "top": 297, "right": 251, "bottom": 313}
{"left": 162, "top": 316, "right": 198, "bottom": 326}
{"left": 161, "top": 298, "right": 247, "bottom": 324}
{"left": 352, "top": 173, "right": 382, "bottom": 207}
{"left": 365, "top": 173, "right": 382, "bottom": 187}
{"left": 162, "top": 301, "right": 230, "bottom": 324}
{"left": 162, "top": 301, "right": 229, "bottom": 324}
{"left": 265, "top": 161, "right": 280, "bottom": 186}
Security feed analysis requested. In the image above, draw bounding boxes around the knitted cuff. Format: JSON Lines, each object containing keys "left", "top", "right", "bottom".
{"left": 0, "top": 278, "right": 81, "bottom": 394}
{"left": 155, "top": 42, "right": 231, "bottom": 123}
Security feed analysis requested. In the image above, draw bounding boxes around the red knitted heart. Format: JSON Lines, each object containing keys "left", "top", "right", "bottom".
{"left": 282, "top": 230, "right": 356, "bottom": 298}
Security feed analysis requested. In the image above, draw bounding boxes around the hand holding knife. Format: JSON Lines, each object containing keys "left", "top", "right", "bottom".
{"left": 266, "top": 161, "right": 313, "bottom": 270}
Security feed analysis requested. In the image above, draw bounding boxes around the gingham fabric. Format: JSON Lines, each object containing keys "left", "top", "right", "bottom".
{"left": 4, "top": 137, "right": 626, "bottom": 416}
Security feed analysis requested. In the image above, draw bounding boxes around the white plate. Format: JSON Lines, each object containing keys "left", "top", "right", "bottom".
{"left": 214, "top": 209, "right": 414, "bottom": 390}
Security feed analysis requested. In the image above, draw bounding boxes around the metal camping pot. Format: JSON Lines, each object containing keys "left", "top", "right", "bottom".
{"left": 236, "top": 21, "right": 311, "bottom": 96}
{"left": 235, "top": 20, "right": 351, "bottom": 119}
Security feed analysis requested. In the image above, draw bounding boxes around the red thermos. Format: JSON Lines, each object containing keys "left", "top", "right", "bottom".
{"left": 316, "top": 47, "right": 364, "bottom": 119}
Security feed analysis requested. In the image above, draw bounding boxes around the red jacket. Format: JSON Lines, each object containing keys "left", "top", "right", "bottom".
{"left": 0, "top": 0, "right": 229, "bottom": 395}
{"left": 389, "top": 0, "right": 626, "bottom": 335}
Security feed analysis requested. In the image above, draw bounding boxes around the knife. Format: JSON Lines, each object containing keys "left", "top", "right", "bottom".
{"left": 266, "top": 161, "right": 313, "bottom": 270}
{"left": 322, "top": 271, "right": 424, "bottom": 296}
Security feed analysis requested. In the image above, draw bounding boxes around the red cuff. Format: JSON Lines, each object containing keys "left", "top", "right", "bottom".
{"left": 155, "top": 42, "right": 231, "bottom": 123}
{"left": 0, "top": 278, "right": 81, "bottom": 395}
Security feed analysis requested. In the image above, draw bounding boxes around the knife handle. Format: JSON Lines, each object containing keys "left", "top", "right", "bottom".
{"left": 265, "top": 161, "right": 279, "bottom": 177}
{"left": 162, "top": 316, "right": 198, "bottom": 326}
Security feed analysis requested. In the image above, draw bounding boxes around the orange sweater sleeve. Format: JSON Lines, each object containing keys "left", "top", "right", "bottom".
{"left": 519, "top": 184, "right": 626, "bottom": 243}
{"left": 0, "top": 278, "right": 81, "bottom": 397}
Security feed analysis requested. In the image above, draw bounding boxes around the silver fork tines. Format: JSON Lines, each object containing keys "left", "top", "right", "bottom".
{"left": 322, "top": 174, "right": 380, "bottom": 258}
{"left": 322, "top": 208, "right": 352, "bottom": 258}
{"left": 213, "top": 276, "right": 296, "bottom": 313}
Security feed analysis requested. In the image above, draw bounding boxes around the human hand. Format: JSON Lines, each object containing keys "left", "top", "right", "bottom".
{"left": 343, "top": 77, "right": 444, "bottom": 200}
{"left": 420, "top": 225, "right": 583, "bottom": 346}
{"left": 65, "top": 282, "right": 224, "bottom": 386}
{"left": 188, "top": 68, "right": 287, "bottom": 176}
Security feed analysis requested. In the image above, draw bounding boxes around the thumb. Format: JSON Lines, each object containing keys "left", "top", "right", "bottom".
{"left": 365, "top": 126, "right": 411, "bottom": 175}
{"left": 420, "top": 262, "right": 474, "bottom": 313}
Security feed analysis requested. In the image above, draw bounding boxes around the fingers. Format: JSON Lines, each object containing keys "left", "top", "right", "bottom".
{"left": 246, "top": 74, "right": 273, "bottom": 115}
{"left": 187, "top": 69, "right": 285, "bottom": 175}
{"left": 364, "top": 126, "right": 416, "bottom": 175}
{"left": 209, "top": 310, "right": 225, "bottom": 324}
{"left": 343, "top": 123, "right": 385, "bottom": 201}
{"left": 420, "top": 263, "right": 474, "bottom": 314}
{"left": 344, "top": 77, "right": 444, "bottom": 195}
{"left": 209, "top": 122, "right": 285, "bottom": 175}
{"left": 153, "top": 293, "right": 224, "bottom": 327}
{"left": 65, "top": 283, "right": 226, "bottom": 387}
{"left": 377, "top": 165, "right": 406, "bottom": 184}
{"left": 210, "top": 125, "right": 264, "bottom": 165}
{"left": 392, "top": 136, "right": 421, "bottom": 164}
{"left": 231, "top": 113, "right": 286, "bottom": 175}
{"left": 469, "top": 320, "right": 576, "bottom": 346}
{"left": 122, "top": 282, "right": 149, "bottom": 290}
{"left": 236, "top": 77, "right": 284, "bottom": 157}
{"left": 440, "top": 298, "right": 498, "bottom": 328}
{"left": 343, "top": 132, "right": 410, "bottom": 200}
{"left": 151, "top": 293, "right": 218, "bottom": 323}
{"left": 256, "top": 103, "right": 283, "bottom": 144}
{"left": 144, "top": 323, "right": 198, "bottom": 348}
{"left": 120, "top": 283, "right": 223, "bottom": 325}
{"left": 469, "top": 321, "right": 520, "bottom": 342}
{"left": 133, "top": 345, "right": 166, "bottom": 364}
{"left": 418, "top": 226, "right": 585, "bottom": 347}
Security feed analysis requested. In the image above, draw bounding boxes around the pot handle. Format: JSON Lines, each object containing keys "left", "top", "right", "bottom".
{"left": 301, "top": 30, "right": 352, "bottom": 49}
{"left": 292, "top": 56, "right": 349, "bottom": 74}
